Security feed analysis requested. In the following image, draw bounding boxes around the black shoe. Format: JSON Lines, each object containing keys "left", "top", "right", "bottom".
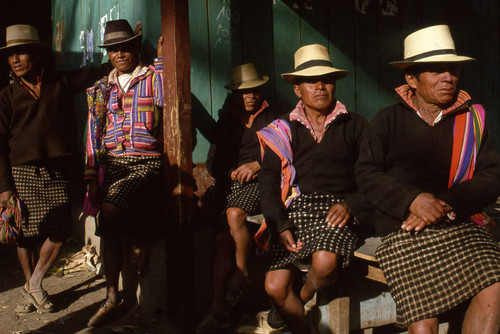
{"left": 267, "top": 302, "right": 286, "bottom": 329}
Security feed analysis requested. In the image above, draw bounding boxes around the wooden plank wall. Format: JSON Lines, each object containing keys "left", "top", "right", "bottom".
{"left": 190, "top": 0, "right": 500, "bottom": 163}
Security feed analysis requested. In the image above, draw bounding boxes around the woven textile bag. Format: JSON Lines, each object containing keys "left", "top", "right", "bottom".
{"left": 0, "top": 196, "right": 24, "bottom": 244}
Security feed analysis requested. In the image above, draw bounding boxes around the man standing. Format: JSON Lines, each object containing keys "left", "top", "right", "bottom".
{"left": 85, "top": 19, "right": 164, "bottom": 327}
{"left": 0, "top": 24, "right": 111, "bottom": 315}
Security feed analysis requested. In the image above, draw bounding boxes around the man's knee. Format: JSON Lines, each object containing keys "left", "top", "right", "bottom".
{"left": 310, "top": 251, "right": 339, "bottom": 282}
{"left": 265, "top": 273, "right": 289, "bottom": 303}
{"left": 408, "top": 318, "right": 439, "bottom": 334}
{"left": 226, "top": 207, "right": 248, "bottom": 228}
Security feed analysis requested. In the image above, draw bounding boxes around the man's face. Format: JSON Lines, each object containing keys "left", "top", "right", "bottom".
{"left": 7, "top": 49, "right": 38, "bottom": 78}
{"left": 293, "top": 75, "right": 336, "bottom": 113}
{"left": 235, "top": 88, "right": 263, "bottom": 112}
{"left": 107, "top": 40, "right": 140, "bottom": 75}
{"left": 406, "top": 64, "right": 459, "bottom": 108}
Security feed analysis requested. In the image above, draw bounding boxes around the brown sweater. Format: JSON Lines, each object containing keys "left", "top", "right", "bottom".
{"left": 0, "top": 64, "right": 110, "bottom": 192}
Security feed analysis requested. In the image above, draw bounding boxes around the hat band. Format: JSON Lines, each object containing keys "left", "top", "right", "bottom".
{"left": 404, "top": 48, "right": 457, "bottom": 61}
{"left": 6, "top": 39, "right": 39, "bottom": 45}
{"left": 295, "top": 59, "right": 333, "bottom": 71}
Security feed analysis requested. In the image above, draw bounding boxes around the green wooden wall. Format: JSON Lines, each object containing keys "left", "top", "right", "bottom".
{"left": 51, "top": 0, "right": 500, "bottom": 163}
{"left": 190, "top": 0, "right": 500, "bottom": 162}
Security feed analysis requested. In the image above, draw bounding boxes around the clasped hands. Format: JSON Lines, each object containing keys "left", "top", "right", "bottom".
{"left": 402, "top": 192, "right": 453, "bottom": 231}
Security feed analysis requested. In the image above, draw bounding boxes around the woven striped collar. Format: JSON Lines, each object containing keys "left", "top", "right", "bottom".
{"left": 108, "top": 61, "right": 150, "bottom": 85}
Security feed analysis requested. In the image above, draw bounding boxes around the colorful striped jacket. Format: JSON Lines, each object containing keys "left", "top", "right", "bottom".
{"left": 85, "top": 58, "right": 163, "bottom": 181}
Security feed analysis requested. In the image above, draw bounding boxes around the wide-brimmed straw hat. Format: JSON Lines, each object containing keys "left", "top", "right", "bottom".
{"left": 281, "top": 44, "right": 348, "bottom": 83}
{"left": 97, "top": 19, "right": 142, "bottom": 48}
{"left": 390, "top": 25, "right": 475, "bottom": 69}
{"left": 225, "top": 63, "right": 269, "bottom": 90}
{"left": 0, "top": 24, "right": 45, "bottom": 52}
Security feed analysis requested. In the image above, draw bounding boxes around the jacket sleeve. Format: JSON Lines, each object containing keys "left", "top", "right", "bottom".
{"left": 61, "top": 62, "right": 113, "bottom": 94}
{"left": 152, "top": 58, "right": 164, "bottom": 107}
{"left": 355, "top": 110, "right": 422, "bottom": 221}
{"left": 259, "top": 146, "right": 295, "bottom": 234}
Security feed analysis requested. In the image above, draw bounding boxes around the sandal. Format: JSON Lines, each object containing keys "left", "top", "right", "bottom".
{"left": 87, "top": 300, "right": 124, "bottom": 327}
{"left": 24, "top": 287, "right": 54, "bottom": 313}
{"left": 15, "top": 294, "right": 35, "bottom": 314}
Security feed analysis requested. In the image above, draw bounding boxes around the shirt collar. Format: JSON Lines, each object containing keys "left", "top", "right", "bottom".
{"left": 395, "top": 84, "right": 471, "bottom": 119}
{"left": 289, "top": 100, "right": 348, "bottom": 140}
{"left": 108, "top": 62, "right": 149, "bottom": 85}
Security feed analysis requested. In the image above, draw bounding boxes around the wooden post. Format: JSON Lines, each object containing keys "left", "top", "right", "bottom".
{"left": 159, "top": 0, "right": 193, "bottom": 328}
{"left": 161, "top": 0, "right": 193, "bottom": 212}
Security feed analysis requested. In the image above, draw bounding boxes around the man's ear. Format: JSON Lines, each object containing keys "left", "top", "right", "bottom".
{"left": 293, "top": 85, "right": 302, "bottom": 98}
{"left": 405, "top": 73, "right": 418, "bottom": 89}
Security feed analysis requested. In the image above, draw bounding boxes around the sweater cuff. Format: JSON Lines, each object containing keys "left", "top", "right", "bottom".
{"left": 276, "top": 219, "right": 295, "bottom": 234}
{"left": 154, "top": 57, "right": 163, "bottom": 71}
{"left": 84, "top": 168, "right": 98, "bottom": 182}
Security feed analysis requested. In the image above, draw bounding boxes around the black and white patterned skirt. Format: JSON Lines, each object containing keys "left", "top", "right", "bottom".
{"left": 12, "top": 164, "right": 71, "bottom": 239}
{"left": 102, "top": 154, "right": 162, "bottom": 211}
{"left": 225, "top": 180, "right": 261, "bottom": 215}
{"left": 376, "top": 221, "right": 500, "bottom": 328}
{"left": 268, "top": 193, "right": 359, "bottom": 271}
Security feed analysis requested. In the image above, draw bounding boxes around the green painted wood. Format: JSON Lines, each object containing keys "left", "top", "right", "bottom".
{"left": 239, "top": 0, "right": 275, "bottom": 108}
{"left": 377, "top": 6, "right": 401, "bottom": 112}
{"left": 272, "top": 0, "right": 301, "bottom": 116}
{"left": 328, "top": 1, "right": 356, "bottom": 111}
{"left": 300, "top": 1, "right": 328, "bottom": 47}
{"left": 190, "top": 0, "right": 214, "bottom": 163}
{"left": 354, "top": 8, "right": 379, "bottom": 119}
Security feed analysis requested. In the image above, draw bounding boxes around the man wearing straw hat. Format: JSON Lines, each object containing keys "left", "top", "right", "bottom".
{"left": 197, "top": 63, "right": 275, "bottom": 333}
{"left": 258, "top": 44, "right": 372, "bottom": 333}
{"left": 0, "top": 24, "right": 112, "bottom": 315}
{"left": 356, "top": 25, "right": 500, "bottom": 333}
{"left": 85, "top": 19, "right": 164, "bottom": 327}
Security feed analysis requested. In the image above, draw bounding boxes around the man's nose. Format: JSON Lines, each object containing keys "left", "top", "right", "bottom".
{"left": 314, "top": 81, "right": 326, "bottom": 89}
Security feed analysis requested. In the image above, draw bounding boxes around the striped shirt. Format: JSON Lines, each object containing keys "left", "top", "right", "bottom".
{"left": 85, "top": 58, "right": 163, "bottom": 180}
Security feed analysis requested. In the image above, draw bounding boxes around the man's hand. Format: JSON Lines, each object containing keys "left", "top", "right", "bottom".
{"left": 157, "top": 36, "right": 163, "bottom": 58}
{"left": 279, "top": 229, "right": 303, "bottom": 253}
{"left": 0, "top": 190, "right": 14, "bottom": 209}
{"left": 409, "top": 192, "right": 451, "bottom": 225}
{"left": 401, "top": 213, "right": 428, "bottom": 231}
{"left": 231, "top": 161, "right": 260, "bottom": 183}
{"left": 326, "top": 202, "right": 351, "bottom": 228}
{"left": 87, "top": 181, "right": 101, "bottom": 208}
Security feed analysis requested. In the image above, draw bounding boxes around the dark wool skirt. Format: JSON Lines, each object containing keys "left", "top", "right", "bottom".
{"left": 102, "top": 154, "right": 162, "bottom": 211}
{"left": 225, "top": 180, "right": 261, "bottom": 215}
{"left": 376, "top": 221, "right": 500, "bottom": 328}
{"left": 268, "top": 193, "right": 359, "bottom": 271}
{"left": 12, "top": 164, "right": 71, "bottom": 239}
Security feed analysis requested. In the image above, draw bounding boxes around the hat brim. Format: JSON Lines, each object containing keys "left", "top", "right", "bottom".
{"left": 390, "top": 54, "right": 475, "bottom": 69}
{"left": 281, "top": 66, "right": 348, "bottom": 84}
{"left": 0, "top": 41, "right": 46, "bottom": 52}
{"left": 225, "top": 76, "right": 269, "bottom": 90}
{"left": 97, "top": 34, "right": 142, "bottom": 48}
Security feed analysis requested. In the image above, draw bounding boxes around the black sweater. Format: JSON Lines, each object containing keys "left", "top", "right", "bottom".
{"left": 356, "top": 97, "right": 500, "bottom": 236}
{"left": 259, "top": 110, "right": 371, "bottom": 234}
{"left": 0, "top": 64, "right": 111, "bottom": 192}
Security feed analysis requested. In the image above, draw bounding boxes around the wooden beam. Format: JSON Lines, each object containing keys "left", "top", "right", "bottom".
{"left": 160, "top": 0, "right": 193, "bottom": 221}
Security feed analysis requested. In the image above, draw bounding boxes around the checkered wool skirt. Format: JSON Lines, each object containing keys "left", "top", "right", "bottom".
{"left": 12, "top": 164, "right": 71, "bottom": 239}
{"left": 376, "top": 221, "right": 500, "bottom": 328}
{"left": 102, "top": 154, "right": 162, "bottom": 211}
{"left": 268, "top": 193, "right": 359, "bottom": 271}
{"left": 226, "top": 180, "right": 261, "bottom": 215}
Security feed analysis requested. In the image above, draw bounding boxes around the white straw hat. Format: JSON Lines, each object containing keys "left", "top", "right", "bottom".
{"left": 225, "top": 63, "right": 269, "bottom": 90}
{"left": 0, "top": 24, "right": 44, "bottom": 51}
{"left": 390, "top": 25, "right": 475, "bottom": 69}
{"left": 281, "top": 44, "right": 348, "bottom": 83}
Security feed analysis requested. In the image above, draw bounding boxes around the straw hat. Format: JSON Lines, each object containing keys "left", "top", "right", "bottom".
{"left": 225, "top": 63, "right": 269, "bottom": 90}
{"left": 97, "top": 19, "right": 142, "bottom": 48}
{"left": 281, "top": 44, "right": 348, "bottom": 83}
{"left": 390, "top": 25, "right": 475, "bottom": 69}
{"left": 0, "top": 24, "right": 45, "bottom": 51}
